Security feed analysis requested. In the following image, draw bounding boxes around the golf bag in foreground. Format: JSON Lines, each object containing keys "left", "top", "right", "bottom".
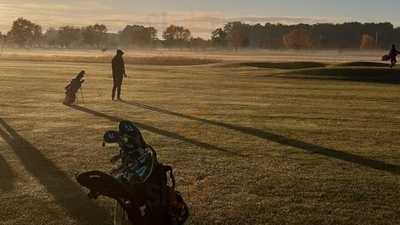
{"left": 63, "top": 70, "right": 85, "bottom": 106}
{"left": 76, "top": 120, "right": 189, "bottom": 225}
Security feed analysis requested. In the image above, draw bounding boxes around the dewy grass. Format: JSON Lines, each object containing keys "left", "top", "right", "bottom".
{"left": 0, "top": 52, "right": 399, "bottom": 225}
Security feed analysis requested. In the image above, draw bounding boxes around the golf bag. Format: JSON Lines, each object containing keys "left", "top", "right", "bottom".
{"left": 63, "top": 71, "right": 85, "bottom": 106}
{"left": 76, "top": 121, "right": 189, "bottom": 225}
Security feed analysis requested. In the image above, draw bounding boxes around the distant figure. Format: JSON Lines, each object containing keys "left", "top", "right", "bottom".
{"left": 112, "top": 49, "right": 127, "bottom": 101}
{"left": 64, "top": 71, "right": 85, "bottom": 106}
{"left": 389, "top": 44, "right": 400, "bottom": 68}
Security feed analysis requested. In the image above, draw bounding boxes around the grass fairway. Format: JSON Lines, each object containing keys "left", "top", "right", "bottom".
{"left": 0, "top": 53, "right": 399, "bottom": 225}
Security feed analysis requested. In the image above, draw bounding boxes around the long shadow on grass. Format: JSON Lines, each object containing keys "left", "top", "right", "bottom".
{"left": 0, "top": 118, "right": 112, "bottom": 225}
{"left": 69, "top": 105, "right": 242, "bottom": 157}
{"left": 238, "top": 61, "right": 327, "bottom": 69}
{"left": 0, "top": 154, "right": 16, "bottom": 192}
{"left": 277, "top": 67, "right": 400, "bottom": 84}
{"left": 120, "top": 101, "right": 400, "bottom": 174}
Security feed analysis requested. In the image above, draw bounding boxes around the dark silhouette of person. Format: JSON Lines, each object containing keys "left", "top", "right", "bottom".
{"left": 63, "top": 70, "right": 85, "bottom": 105}
{"left": 112, "top": 49, "right": 127, "bottom": 100}
{"left": 389, "top": 44, "right": 400, "bottom": 68}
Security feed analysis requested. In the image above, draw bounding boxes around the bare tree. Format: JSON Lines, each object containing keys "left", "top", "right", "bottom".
{"left": 162, "top": 25, "right": 191, "bottom": 47}
{"left": 0, "top": 32, "right": 6, "bottom": 54}
{"left": 223, "top": 22, "right": 250, "bottom": 50}
{"left": 283, "top": 29, "right": 313, "bottom": 49}
{"left": 211, "top": 28, "right": 227, "bottom": 47}
{"left": 43, "top": 28, "right": 59, "bottom": 47}
{"left": 58, "top": 26, "right": 82, "bottom": 48}
{"left": 360, "top": 34, "right": 377, "bottom": 49}
{"left": 82, "top": 24, "right": 107, "bottom": 48}
{"left": 120, "top": 25, "right": 157, "bottom": 47}
{"left": 7, "top": 18, "right": 42, "bottom": 47}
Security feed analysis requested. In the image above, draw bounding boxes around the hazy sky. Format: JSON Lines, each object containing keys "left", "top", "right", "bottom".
{"left": 0, "top": 0, "right": 399, "bottom": 38}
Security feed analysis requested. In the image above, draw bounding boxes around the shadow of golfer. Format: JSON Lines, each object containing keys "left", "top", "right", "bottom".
{"left": 119, "top": 101, "right": 400, "bottom": 175}
{"left": 0, "top": 154, "right": 16, "bottom": 192}
{"left": 0, "top": 118, "right": 112, "bottom": 225}
{"left": 69, "top": 105, "right": 243, "bottom": 157}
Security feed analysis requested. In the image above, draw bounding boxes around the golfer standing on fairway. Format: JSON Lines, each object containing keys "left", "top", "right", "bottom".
{"left": 112, "top": 49, "right": 127, "bottom": 100}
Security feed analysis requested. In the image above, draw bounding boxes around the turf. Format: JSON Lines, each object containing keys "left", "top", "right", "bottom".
{"left": 0, "top": 53, "right": 399, "bottom": 225}
{"left": 234, "top": 61, "right": 327, "bottom": 69}
{"left": 0, "top": 54, "right": 220, "bottom": 66}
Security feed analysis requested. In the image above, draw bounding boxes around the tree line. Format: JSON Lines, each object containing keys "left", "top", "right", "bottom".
{"left": 2, "top": 17, "right": 400, "bottom": 50}
{"left": 1, "top": 18, "right": 199, "bottom": 49}
{"left": 211, "top": 21, "right": 400, "bottom": 50}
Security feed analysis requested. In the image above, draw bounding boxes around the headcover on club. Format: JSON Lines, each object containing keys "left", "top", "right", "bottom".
{"left": 118, "top": 121, "right": 146, "bottom": 149}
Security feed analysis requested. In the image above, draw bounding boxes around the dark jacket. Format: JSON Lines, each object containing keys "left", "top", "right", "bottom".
{"left": 112, "top": 55, "right": 126, "bottom": 79}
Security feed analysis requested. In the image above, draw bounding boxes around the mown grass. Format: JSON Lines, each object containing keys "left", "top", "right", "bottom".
{"left": 0, "top": 55, "right": 399, "bottom": 225}
{"left": 0, "top": 54, "right": 220, "bottom": 66}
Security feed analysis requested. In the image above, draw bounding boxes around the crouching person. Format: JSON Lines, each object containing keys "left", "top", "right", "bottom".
{"left": 63, "top": 70, "right": 85, "bottom": 106}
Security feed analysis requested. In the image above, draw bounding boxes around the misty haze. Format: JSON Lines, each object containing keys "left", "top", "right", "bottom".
{"left": 0, "top": 1, "right": 399, "bottom": 225}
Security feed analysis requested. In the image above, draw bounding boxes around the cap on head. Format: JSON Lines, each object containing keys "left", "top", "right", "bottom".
{"left": 116, "top": 49, "right": 124, "bottom": 55}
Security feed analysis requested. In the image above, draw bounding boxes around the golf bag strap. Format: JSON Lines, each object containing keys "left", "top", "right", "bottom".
{"left": 164, "top": 165, "right": 175, "bottom": 188}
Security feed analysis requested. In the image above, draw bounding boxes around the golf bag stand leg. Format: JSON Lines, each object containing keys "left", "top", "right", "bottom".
{"left": 114, "top": 201, "right": 129, "bottom": 225}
